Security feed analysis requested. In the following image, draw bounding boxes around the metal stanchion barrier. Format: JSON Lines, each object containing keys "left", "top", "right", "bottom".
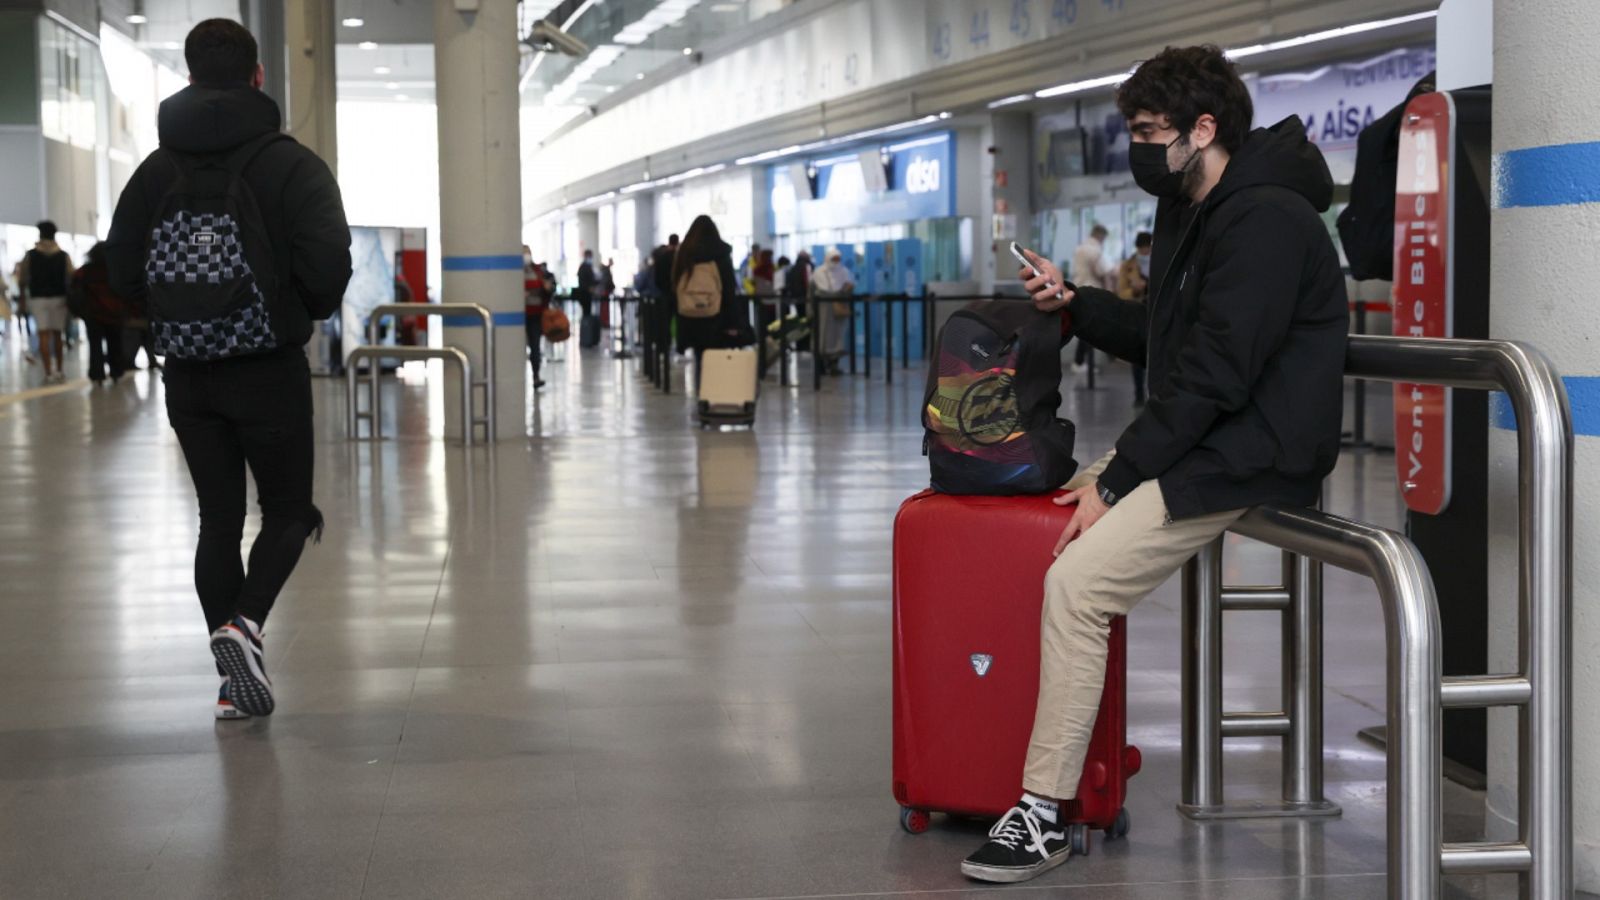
{"left": 346, "top": 346, "right": 475, "bottom": 445}
{"left": 366, "top": 302, "right": 496, "bottom": 442}
{"left": 1178, "top": 334, "right": 1572, "bottom": 899}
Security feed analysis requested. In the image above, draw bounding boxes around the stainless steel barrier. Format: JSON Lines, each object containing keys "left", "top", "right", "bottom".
{"left": 345, "top": 346, "right": 475, "bottom": 446}
{"left": 1179, "top": 537, "right": 1340, "bottom": 821}
{"left": 366, "top": 303, "right": 495, "bottom": 442}
{"left": 1179, "top": 335, "right": 1573, "bottom": 899}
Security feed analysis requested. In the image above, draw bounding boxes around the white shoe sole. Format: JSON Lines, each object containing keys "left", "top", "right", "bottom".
{"left": 961, "top": 849, "right": 1071, "bottom": 884}
{"left": 211, "top": 628, "right": 275, "bottom": 717}
{"left": 215, "top": 704, "right": 252, "bottom": 721}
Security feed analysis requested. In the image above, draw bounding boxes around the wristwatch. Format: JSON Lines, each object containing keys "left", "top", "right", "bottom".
{"left": 1095, "top": 482, "right": 1120, "bottom": 508}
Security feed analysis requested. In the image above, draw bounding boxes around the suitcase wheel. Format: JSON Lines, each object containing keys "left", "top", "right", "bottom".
{"left": 1105, "top": 807, "right": 1131, "bottom": 841}
{"left": 899, "top": 807, "right": 931, "bottom": 835}
{"left": 1069, "top": 823, "right": 1092, "bottom": 856}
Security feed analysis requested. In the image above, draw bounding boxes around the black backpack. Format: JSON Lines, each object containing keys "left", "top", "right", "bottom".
{"left": 1337, "top": 71, "right": 1435, "bottom": 281}
{"left": 923, "top": 300, "right": 1077, "bottom": 494}
{"left": 143, "top": 132, "right": 288, "bottom": 360}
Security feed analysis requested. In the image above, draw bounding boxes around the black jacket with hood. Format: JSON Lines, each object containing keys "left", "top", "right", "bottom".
{"left": 1068, "top": 117, "right": 1348, "bottom": 519}
{"left": 105, "top": 84, "right": 351, "bottom": 353}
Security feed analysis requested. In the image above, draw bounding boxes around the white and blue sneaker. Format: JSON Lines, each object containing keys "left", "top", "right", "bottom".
{"left": 214, "top": 678, "right": 251, "bottom": 721}
{"left": 210, "top": 616, "right": 274, "bottom": 717}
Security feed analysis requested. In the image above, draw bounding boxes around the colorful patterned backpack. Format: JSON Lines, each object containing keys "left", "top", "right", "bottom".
{"left": 923, "top": 300, "right": 1077, "bottom": 495}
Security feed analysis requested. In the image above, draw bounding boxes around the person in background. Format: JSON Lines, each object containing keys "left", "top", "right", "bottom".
{"left": 18, "top": 221, "right": 75, "bottom": 384}
{"left": 0, "top": 263, "right": 11, "bottom": 341}
{"left": 106, "top": 17, "right": 352, "bottom": 721}
{"left": 811, "top": 248, "right": 855, "bottom": 375}
{"left": 70, "top": 242, "right": 130, "bottom": 383}
{"left": 774, "top": 255, "right": 791, "bottom": 296}
{"left": 672, "top": 215, "right": 741, "bottom": 394}
{"left": 1116, "top": 231, "right": 1154, "bottom": 406}
{"left": 1069, "top": 224, "right": 1114, "bottom": 374}
{"left": 752, "top": 248, "right": 777, "bottom": 340}
{"left": 576, "top": 249, "right": 597, "bottom": 318}
{"left": 651, "top": 234, "right": 680, "bottom": 358}
{"left": 600, "top": 256, "right": 616, "bottom": 327}
{"left": 523, "top": 246, "right": 548, "bottom": 390}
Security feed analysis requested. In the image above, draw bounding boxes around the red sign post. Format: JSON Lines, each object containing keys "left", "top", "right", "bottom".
{"left": 1392, "top": 92, "right": 1455, "bottom": 514}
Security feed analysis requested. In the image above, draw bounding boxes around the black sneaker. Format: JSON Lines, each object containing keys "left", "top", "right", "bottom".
{"left": 960, "top": 805, "right": 1072, "bottom": 883}
{"left": 210, "top": 616, "right": 274, "bottom": 716}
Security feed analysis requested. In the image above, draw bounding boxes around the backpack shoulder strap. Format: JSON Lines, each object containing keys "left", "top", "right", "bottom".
{"left": 223, "top": 132, "right": 293, "bottom": 178}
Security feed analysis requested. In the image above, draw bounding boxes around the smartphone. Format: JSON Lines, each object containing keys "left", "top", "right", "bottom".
{"left": 1009, "top": 242, "right": 1075, "bottom": 295}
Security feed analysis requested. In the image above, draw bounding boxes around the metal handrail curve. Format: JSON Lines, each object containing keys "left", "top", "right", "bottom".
{"left": 366, "top": 302, "right": 496, "bottom": 442}
{"left": 1230, "top": 505, "right": 1441, "bottom": 898}
{"left": 345, "top": 346, "right": 475, "bottom": 446}
{"left": 1345, "top": 334, "right": 1572, "bottom": 899}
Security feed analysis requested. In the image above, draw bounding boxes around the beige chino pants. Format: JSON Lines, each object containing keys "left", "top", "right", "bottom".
{"left": 1022, "top": 452, "right": 1246, "bottom": 800}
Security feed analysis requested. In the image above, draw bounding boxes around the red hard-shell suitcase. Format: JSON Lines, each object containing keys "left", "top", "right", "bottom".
{"left": 892, "top": 490, "right": 1141, "bottom": 853}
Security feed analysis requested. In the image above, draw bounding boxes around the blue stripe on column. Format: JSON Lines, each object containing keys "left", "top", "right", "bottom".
{"left": 441, "top": 255, "right": 525, "bottom": 271}
{"left": 1491, "top": 141, "right": 1600, "bottom": 209}
{"left": 1490, "top": 376, "right": 1600, "bottom": 436}
{"left": 440, "top": 312, "right": 525, "bottom": 327}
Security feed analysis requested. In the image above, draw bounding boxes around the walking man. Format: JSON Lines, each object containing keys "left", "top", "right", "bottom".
{"left": 107, "top": 18, "right": 352, "bottom": 720}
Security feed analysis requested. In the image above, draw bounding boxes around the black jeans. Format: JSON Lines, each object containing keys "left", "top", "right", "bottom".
{"left": 525, "top": 319, "right": 543, "bottom": 378}
{"left": 85, "top": 321, "right": 125, "bottom": 381}
{"left": 164, "top": 348, "right": 322, "bottom": 633}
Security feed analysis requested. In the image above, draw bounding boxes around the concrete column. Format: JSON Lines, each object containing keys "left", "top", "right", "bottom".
{"left": 283, "top": 0, "right": 337, "bottom": 173}
{"left": 434, "top": 0, "right": 525, "bottom": 440}
{"left": 1488, "top": 1, "right": 1600, "bottom": 889}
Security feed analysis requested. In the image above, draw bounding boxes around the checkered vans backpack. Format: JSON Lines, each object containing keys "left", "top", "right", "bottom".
{"left": 144, "top": 132, "right": 289, "bottom": 360}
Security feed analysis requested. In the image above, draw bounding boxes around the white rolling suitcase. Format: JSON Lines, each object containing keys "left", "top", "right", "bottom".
{"left": 697, "top": 348, "right": 758, "bottom": 427}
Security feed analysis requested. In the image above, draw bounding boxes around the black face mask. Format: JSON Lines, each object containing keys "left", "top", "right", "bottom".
{"left": 1129, "top": 134, "right": 1200, "bottom": 198}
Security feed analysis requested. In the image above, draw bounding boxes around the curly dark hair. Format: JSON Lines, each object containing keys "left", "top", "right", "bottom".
{"left": 1116, "top": 45, "right": 1253, "bottom": 154}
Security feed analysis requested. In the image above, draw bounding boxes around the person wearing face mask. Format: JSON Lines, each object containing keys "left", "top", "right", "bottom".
{"left": 1115, "top": 231, "right": 1154, "bottom": 405}
{"left": 963, "top": 45, "right": 1347, "bottom": 884}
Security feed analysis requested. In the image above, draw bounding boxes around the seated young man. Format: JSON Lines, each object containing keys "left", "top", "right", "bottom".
{"left": 961, "top": 45, "right": 1349, "bottom": 883}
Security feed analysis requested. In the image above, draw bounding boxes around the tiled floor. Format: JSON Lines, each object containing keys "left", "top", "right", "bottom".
{"left": 0, "top": 331, "right": 1570, "bottom": 899}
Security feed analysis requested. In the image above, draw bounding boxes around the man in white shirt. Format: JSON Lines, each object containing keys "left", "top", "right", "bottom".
{"left": 1068, "top": 224, "right": 1114, "bottom": 373}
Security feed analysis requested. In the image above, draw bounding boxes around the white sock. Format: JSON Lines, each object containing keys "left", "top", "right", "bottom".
{"left": 1021, "top": 792, "right": 1059, "bottom": 824}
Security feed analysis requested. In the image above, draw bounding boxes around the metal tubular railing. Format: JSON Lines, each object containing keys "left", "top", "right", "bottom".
{"left": 1178, "top": 334, "right": 1572, "bottom": 899}
{"left": 1180, "top": 540, "right": 1339, "bottom": 822}
{"left": 345, "top": 346, "right": 475, "bottom": 446}
{"left": 366, "top": 303, "right": 496, "bottom": 442}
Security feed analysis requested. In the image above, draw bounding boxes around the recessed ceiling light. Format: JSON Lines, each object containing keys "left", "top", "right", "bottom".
{"left": 374, "top": 66, "right": 391, "bottom": 75}
{"left": 606, "top": 86, "right": 617, "bottom": 93}
{"left": 359, "top": 41, "right": 379, "bottom": 50}
{"left": 395, "top": 94, "right": 409, "bottom": 101}
{"left": 682, "top": 47, "right": 694, "bottom": 56}
{"left": 342, "top": 17, "right": 365, "bottom": 27}
{"left": 125, "top": 13, "right": 148, "bottom": 24}
{"left": 385, "top": 81, "right": 399, "bottom": 89}
{"left": 636, "top": 73, "right": 645, "bottom": 80}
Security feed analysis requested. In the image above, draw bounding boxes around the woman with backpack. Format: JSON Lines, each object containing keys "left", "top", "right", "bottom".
{"left": 672, "top": 215, "right": 744, "bottom": 391}
{"left": 68, "top": 242, "right": 130, "bottom": 383}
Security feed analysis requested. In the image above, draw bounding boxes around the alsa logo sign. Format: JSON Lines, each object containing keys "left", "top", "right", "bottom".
{"left": 906, "top": 156, "right": 941, "bottom": 195}
{"left": 1392, "top": 92, "right": 1454, "bottom": 515}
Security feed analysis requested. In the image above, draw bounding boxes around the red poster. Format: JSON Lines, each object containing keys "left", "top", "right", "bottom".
{"left": 1392, "top": 92, "right": 1455, "bottom": 515}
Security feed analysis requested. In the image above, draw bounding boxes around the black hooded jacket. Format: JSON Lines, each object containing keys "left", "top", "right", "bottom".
{"left": 1068, "top": 117, "right": 1349, "bottom": 518}
{"left": 105, "top": 85, "right": 351, "bottom": 352}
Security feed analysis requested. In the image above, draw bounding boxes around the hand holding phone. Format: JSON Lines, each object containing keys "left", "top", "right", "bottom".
{"left": 1009, "top": 242, "right": 1074, "bottom": 312}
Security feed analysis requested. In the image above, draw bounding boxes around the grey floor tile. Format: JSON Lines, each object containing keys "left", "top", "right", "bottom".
{"left": 0, "top": 343, "right": 1561, "bottom": 900}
